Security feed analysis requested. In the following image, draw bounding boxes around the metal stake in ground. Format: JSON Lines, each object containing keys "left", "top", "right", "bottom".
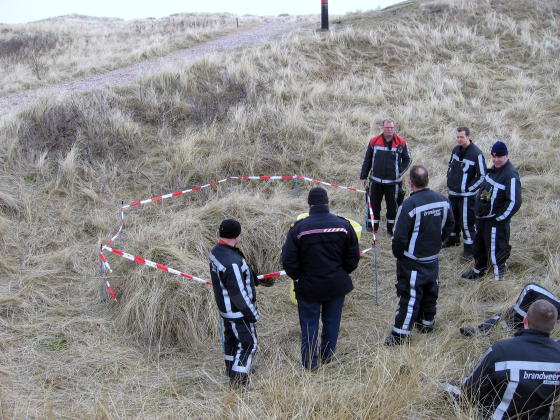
{"left": 366, "top": 186, "right": 379, "bottom": 305}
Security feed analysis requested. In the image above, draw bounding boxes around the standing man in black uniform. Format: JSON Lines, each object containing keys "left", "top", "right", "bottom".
{"left": 209, "top": 219, "right": 272, "bottom": 387}
{"left": 282, "top": 187, "right": 360, "bottom": 370}
{"left": 462, "top": 141, "right": 522, "bottom": 281}
{"left": 387, "top": 165, "right": 454, "bottom": 345}
{"left": 462, "top": 300, "right": 560, "bottom": 419}
{"left": 360, "top": 119, "right": 412, "bottom": 234}
{"left": 460, "top": 282, "right": 560, "bottom": 337}
{"left": 444, "top": 126, "right": 486, "bottom": 261}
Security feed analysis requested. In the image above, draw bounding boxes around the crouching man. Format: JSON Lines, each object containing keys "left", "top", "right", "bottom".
{"left": 462, "top": 300, "right": 560, "bottom": 419}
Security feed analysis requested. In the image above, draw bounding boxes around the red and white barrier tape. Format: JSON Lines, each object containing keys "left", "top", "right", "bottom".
{"left": 105, "top": 209, "right": 125, "bottom": 247}
{"left": 98, "top": 252, "right": 117, "bottom": 300}
{"left": 106, "top": 281, "right": 117, "bottom": 300}
{"left": 365, "top": 189, "right": 377, "bottom": 245}
{"left": 101, "top": 175, "right": 373, "bottom": 296}
{"left": 100, "top": 245, "right": 374, "bottom": 288}
{"left": 120, "top": 175, "right": 366, "bottom": 209}
{"left": 99, "top": 252, "right": 112, "bottom": 273}
{"left": 257, "top": 270, "right": 285, "bottom": 280}
{"left": 102, "top": 245, "right": 211, "bottom": 285}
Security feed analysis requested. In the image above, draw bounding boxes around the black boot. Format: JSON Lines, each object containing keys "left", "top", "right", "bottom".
{"left": 459, "top": 326, "right": 476, "bottom": 337}
{"left": 461, "top": 245, "right": 474, "bottom": 262}
{"left": 415, "top": 321, "right": 435, "bottom": 334}
{"left": 442, "top": 236, "right": 460, "bottom": 248}
{"left": 384, "top": 333, "right": 409, "bottom": 346}
{"left": 461, "top": 268, "right": 485, "bottom": 280}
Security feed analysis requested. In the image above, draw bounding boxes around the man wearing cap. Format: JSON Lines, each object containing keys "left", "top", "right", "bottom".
{"left": 462, "top": 141, "right": 522, "bottom": 281}
{"left": 360, "top": 119, "right": 412, "bottom": 235}
{"left": 443, "top": 126, "right": 486, "bottom": 261}
{"left": 209, "top": 218, "right": 272, "bottom": 387}
{"left": 461, "top": 300, "right": 560, "bottom": 419}
{"left": 281, "top": 187, "right": 360, "bottom": 370}
{"left": 386, "top": 165, "right": 454, "bottom": 345}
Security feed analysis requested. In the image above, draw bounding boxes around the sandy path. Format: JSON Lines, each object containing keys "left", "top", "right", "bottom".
{"left": 0, "top": 20, "right": 311, "bottom": 117}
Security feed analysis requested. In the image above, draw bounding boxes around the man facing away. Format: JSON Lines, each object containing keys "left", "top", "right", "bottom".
{"left": 360, "top": 119, "right": 412, "bottom": 234}
{"left": 462, "top": 299, "right": 560, "bottom": 419}
{"left": 281, "top": 187, "right": 360, "bottom": 370}
{"left": 462, "top": 141, "right": 522, "bottom": 281}
{"left": 209, "top": 219, "right": 273, "bottom": 387}
{"left": 444, "top": 126, "right": 486, "bottom": 261}
{"left": 386, "top": 165, "right": 454, "bottom": 345}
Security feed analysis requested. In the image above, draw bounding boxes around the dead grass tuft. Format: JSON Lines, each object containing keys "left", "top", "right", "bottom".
{"left": 14, "top": 91, "right": 140, "bottom": 162}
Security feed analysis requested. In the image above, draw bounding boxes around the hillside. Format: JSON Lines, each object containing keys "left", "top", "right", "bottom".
{"left": 0, "top": 13, "right": 269, "bottom": 95}
{"left": 1, "top": 0, "right": 559, "bottom": 418}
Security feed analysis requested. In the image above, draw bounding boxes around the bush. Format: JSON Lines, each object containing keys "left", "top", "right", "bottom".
{"left": 0, "top": 32, "right": 60, "bottom": 62}
{"left": 16, "top": 91, "right": 140, "bottom": 162}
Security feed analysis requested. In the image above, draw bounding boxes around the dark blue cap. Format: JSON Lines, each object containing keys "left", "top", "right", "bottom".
{"left": 491, "top": 141, "right": 508, "bottom": 157}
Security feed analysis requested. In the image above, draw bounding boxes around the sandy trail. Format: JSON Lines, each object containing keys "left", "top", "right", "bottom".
{"left": 0, "top": 20, "right": 311, "bottom": 117}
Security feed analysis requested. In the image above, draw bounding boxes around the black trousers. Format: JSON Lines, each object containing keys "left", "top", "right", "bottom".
{"left": 222, "top": 318, "right": 257, "bottom": 383}
{"left": 473, "top": 219, "right": 511, "bottom": 281}
{"left": 297, "top": 295, "right": 345, "bottom": 370}
{"left": 392, "top": 257, "right": 439, "bottom": 338}
{"left": 367, "top": 182, "right": 403, "bottom": 231}
{"left": 478, "top": 283, "right": 560, "bottom": 333}
{"left": 448, "top": 195, "right": 476, "bottom": 249}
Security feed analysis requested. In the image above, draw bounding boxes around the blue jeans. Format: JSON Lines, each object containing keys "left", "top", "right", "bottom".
{"left": 297, "top": 295, "right": 345, "bottom": 370}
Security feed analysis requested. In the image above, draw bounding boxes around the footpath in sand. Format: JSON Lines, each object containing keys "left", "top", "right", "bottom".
{"left": 0, "top": 19, "right": 312, "bottom": 117}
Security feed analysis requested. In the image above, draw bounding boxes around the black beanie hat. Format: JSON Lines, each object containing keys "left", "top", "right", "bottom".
{"left": 219, "top": 218, "right": 241, "bottom": 239}
{"left": 308, "top": 187, "right": 329, "bottom": 205}
{"left": 491, "top": 141, "right": 508, "bottom": 157}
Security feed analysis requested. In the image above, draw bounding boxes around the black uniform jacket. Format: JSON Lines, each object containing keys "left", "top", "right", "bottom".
{"left": 462, "top": 329, "right": 560, "bottom": 419}
{"left": 476, "top": 160, "right": 522, "bottom": 222}
{"left": 281, "top": 205, "right": 360, "bottom": 302}
{"left": 392, "top": 188, "right": 454, "bottom": 262}
{"left": 209, "top": 242, "right": 259, "bottom": 323}
{"left": 446, "top": 142, "right": 487, "bottom": 196}
{"left": 360, "top": 134, "right": 412, "bottom": 184}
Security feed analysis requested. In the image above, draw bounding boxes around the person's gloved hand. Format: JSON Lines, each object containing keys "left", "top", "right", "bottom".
{"left": 258, "top": 277, "right": 275, "bottom": 287}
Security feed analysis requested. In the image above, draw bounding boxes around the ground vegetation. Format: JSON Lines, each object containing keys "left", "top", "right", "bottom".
{"left": 0, "top": 0, "right": 559, "bottom": 418}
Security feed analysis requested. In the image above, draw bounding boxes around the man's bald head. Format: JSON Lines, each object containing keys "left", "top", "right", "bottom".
{"left": 410, "top": 165, "right": 429, "bottom": 189}
{"left": 526, "top": 299, "right": 558, "bottom": 333}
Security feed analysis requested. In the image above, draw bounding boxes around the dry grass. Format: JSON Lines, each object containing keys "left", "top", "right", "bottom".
{"left": 1, "top": 0, "right": 560, "bottom": 418}
{"left": 0, "top": 13, "right": 268, "bottom": 95}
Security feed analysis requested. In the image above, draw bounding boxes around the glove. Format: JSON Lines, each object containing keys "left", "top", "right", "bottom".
{"left": 476, "top": 189, "right": 492, "bottom": 216}
{"left": 258, "top": 276, "right": 275, "bottom": 287}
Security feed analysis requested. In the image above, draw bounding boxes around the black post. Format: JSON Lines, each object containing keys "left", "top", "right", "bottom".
{"left": 321, "top": 0, "right": 329, "bottom": 31}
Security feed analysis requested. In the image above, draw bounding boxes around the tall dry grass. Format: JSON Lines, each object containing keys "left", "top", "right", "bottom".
{"left": 1, "top": 0, "right": 560, "bottom": 417}
{"left": 0, "top": 13, "right": 268, "bottom": 95}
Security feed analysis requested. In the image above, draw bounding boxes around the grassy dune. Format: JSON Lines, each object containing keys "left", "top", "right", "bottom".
{"left": 0, "top": 13, "right": 269, "bottom": 95}
{"left": 1, "top": 0, "right": 560, "bottom": 417}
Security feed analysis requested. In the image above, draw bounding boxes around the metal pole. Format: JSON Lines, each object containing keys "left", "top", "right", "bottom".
{"left": 321, "top": 0, "right": 329, "bottom": 31}
{"left": 99, "top": 244, "right": 108, "bottom": 302}
{"left": 366, "top": 187, "right": 379, "bottom": 305}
